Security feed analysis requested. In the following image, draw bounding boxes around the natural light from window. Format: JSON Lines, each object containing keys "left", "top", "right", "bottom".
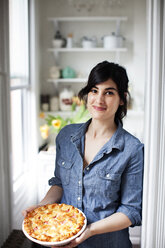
{"left": 9, "top": 0, "right": 29, "bottom": 183}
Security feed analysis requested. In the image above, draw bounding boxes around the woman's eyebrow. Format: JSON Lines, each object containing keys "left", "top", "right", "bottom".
{"left": 92, "top": 86, "right": 118, "bottom": 91}
{"left": 93, "top": 86, "right": 118, "bottom": 91}
{"left": 105, "top": 87, "right": 118, "bottom": 91}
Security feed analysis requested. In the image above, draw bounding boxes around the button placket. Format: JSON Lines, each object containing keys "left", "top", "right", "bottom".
{"left": 78, "top": 178, "right": 83, "bottom": 208}
{"left": 76, "top": 156, "right": 84, "bottom": 208}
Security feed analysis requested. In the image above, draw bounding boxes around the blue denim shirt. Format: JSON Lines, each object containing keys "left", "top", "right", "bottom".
{"left": 49, "top": 119, "right": 144, "bottom": 248}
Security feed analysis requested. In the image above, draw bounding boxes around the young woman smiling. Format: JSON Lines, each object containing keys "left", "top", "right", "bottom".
{"left": 23, "top": 61, "right": 144, "bottom": 248}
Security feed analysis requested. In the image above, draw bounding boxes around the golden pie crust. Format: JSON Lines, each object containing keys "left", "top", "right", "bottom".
{"left": 23, "top": 203, "right": 85, "bottom": 242}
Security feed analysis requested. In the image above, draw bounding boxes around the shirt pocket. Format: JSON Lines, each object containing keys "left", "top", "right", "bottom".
{"left": 57, "top": 157, "right": 73, "bottom": 185}
{"left": 97, "top": 170, "right": 121, "bottom": 196}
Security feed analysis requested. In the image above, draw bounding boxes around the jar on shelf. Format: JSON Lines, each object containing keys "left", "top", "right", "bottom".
{"left": 102, "top": 32, "right": 117, "bottom": 49}
{"left": 59, "top": 87, "right": 74, "bottom": 111}
{"left": 50, "top": 96, "right": 59, "bottom": 111}
{"left": 52, "top": 30, "right": 66, "bottom": 48}
{"left": 49, "top": 66, "right": 60, "bottom": 79}
{"left": 61, "top": 66, "right": 76, "bottom": 79}
{"left": 66, "top": 33, "right": 73, "bottom": 48}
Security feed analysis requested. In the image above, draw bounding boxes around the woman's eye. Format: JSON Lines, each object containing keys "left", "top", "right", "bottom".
{"left": 91, "top": 89, "right": 97, "bottom": 94}
{"left": 106, "top": 91, "right": 114, "bottom": 95}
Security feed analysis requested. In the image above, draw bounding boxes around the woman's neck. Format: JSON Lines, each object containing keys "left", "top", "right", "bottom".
{"left": 87, "top": 119, "right": 117, "bottom": 139}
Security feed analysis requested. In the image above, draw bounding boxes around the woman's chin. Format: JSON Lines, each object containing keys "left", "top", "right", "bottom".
{"left": 92, "top": 113, "right": 107, "bottom": 120}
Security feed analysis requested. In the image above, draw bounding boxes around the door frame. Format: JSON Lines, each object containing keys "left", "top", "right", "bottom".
{"left": 141, "top": 0, "right": 165, "bottom": 247}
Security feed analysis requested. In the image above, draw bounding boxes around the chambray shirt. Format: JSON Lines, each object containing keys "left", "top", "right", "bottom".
{"left": 49, "top": 119, "right": 144, "bottom": 248}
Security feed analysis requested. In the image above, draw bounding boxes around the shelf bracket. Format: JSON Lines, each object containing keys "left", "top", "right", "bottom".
{"left": 53, "top": 51, "right": 59, "bottom": 66}
{"left": 116, "top": 20, "right": 121, "bottom": 36}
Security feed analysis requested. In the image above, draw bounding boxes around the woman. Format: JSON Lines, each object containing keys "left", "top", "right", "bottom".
{"left": 23, "top": 61, "right": 144, "bottom": 248}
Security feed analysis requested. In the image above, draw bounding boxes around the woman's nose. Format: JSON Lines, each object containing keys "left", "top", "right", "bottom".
{"left": 96, "top": 93, "right": 105, "bottom": 104}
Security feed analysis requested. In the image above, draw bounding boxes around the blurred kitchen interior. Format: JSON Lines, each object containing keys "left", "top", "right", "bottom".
{"left": 1, "top": 0, "right": 165, "bottom": 247}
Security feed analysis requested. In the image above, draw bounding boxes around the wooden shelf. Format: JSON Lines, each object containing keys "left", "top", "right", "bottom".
{"left": 47, "top": 15, "right": 128, "bottom": 83}
{"left": 48, "top": 47, "right": 127, "bottom": 53}
{"left": 48, "top": 16, "right": 128, "bottom": 22}
{"left": 47, "top": 78, "right": 87, "bottom": 84}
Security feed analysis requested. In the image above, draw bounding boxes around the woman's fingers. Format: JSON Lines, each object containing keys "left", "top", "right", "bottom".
{"left": 22, "top": 205, "right": 38, "bottom": 217}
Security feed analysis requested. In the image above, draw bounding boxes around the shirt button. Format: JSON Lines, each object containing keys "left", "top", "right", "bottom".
{"left": 86, "top": 167, "right": 89, "bottom": 171}
{"left": 106, "top": 173, "right": 110, "bottom": 178}
{"left": 78, "top": 180, "right": 81, "bottom": 185}
{"left": 62, "top": 161, "right": 65, "bottom": 165}
{"left": 77, "top": 196, "right": 81, "bottom": 201}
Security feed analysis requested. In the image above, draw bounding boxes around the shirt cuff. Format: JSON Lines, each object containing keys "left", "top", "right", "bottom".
{"left": 48, "top": 176, "right": 62, "bottom": 187}
{"left": 116, "top": 205, "right": 142, "bottom": 227}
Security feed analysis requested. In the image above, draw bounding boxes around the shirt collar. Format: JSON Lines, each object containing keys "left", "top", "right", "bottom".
{"left": 71, "top": 119, "right": 92, "bottom": 142}
{"left": 103, "top": 122, "right": 125, "bottom": 153}
{"left": 71, "top": 119, "right": 125, "bottom": 153}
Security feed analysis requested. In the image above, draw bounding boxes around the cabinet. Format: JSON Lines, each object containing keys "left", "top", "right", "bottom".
{"left": 47, "top": 16, "right": 128, "bottom": 85}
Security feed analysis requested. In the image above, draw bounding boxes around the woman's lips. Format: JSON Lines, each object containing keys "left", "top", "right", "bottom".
{"left": 93, "top": 105, "right": 106, "bottom": 111}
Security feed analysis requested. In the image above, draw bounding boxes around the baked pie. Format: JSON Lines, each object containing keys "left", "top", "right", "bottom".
{"left": 23, "top": 203, "right": 86, "bottom": 242}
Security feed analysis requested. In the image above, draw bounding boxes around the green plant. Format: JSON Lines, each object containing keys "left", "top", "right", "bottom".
{"left": 39, "top": 104, "right": 90, "bottom": 139}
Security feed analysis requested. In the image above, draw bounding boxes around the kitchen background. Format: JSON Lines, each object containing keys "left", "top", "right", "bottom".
{"left": 0, "top": 0, "right": 146, "bottom": 246}
{"left": 36, "top": 0, "right": 146, "bottom": 245}
{"left": 2, "top": 0, "right": 165, "bottom": 247}
{"left": 38, "top": 0, "right": 145, "bottom": 145}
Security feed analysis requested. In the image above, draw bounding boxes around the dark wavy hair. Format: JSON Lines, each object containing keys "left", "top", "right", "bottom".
{"left": 78, "top": 61, "right": 129, "bottom": 125}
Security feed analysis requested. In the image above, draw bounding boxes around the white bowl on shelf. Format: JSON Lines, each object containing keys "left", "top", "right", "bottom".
{"left": 52, "top": 39, "right": 63, "bottom": 48}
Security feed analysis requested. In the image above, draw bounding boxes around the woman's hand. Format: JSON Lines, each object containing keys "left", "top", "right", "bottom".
{"left": 22, "top": 205, "right": 39, "bottom": 218}
{"left": 51, "top": 225, "right": 92, "bottom": 248}
{"left": 22, "top": 186, "right": 63, "bottom": 218}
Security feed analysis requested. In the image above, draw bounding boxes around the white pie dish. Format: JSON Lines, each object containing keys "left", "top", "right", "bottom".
{"left": 22, "top": 208, "right": 87, "bottom": 247}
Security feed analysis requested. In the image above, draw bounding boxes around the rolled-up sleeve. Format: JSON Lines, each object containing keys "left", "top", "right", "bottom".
{"left": 116, "top": 143, "right": 144, "bottom": 226}
{"left": 48, "top": 135, "right": 62, "bottom": 187}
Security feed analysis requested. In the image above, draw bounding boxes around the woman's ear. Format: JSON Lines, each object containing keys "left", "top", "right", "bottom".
{"left": 120, "top": 92, "right": 127, "bottom": 106}
{"left": 120, "top": 100, "right": 124, "bottom": 106}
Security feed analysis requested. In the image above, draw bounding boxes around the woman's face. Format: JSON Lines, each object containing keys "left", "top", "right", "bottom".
{"left": 87, "top": 79, "right": 123, "bottom": 122}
